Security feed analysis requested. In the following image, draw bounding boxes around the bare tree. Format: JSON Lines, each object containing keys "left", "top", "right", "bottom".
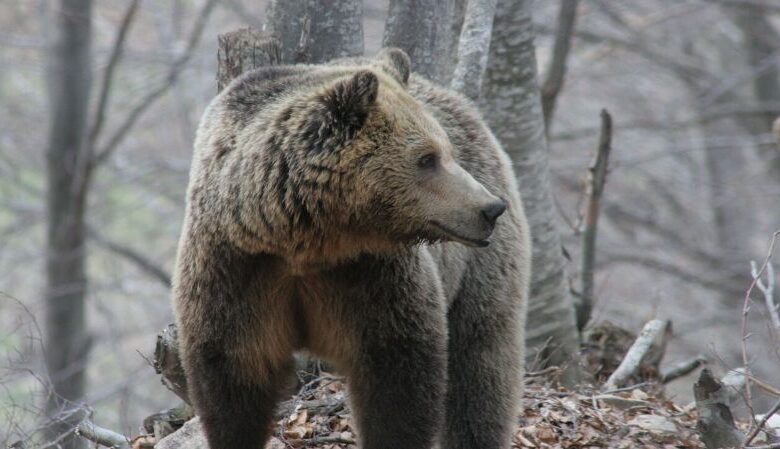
{"left": 382, "top": 0, "right": 455, "bottom": 82}
{"left": 481, "top": 0, "right": 581, "bottom": 384}
{"left": 39, "top": 1, "right": 216, "bottom": 445}
{"left": 265, "top": 0, "right": 364, "bottom": 64}
{"left": 43, "top": 1, "right": 93, "bottom": 447}
{"left": 540, "top": 0, "right": 580, "bottom": 131}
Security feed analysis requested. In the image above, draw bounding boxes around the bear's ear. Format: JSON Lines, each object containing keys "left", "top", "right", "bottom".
{"left": 376, "top": 48, "right": 410, "bottom": 86}
{"left": 316, "top": 70, "right": 378, "bottom": 139}
{"left": 301, "top": 71, "right": 378, "bottom": 152}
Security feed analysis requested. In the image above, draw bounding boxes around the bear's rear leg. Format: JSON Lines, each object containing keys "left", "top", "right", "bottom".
{"left": 187, "top": 346, "right": 293, "bottom": 449}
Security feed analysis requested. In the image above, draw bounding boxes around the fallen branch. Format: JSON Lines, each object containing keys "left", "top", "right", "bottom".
{"left": 660, "top": 355, "right": 707, "bottom": 383}
{"left": 76, "top": 420, "right": 130, "bottom": 449}
{"left": 693, "top": 368, "right": 745, "bottom": 449}
{"left": 603, "top": 319, "right": 670, "bottom": 390}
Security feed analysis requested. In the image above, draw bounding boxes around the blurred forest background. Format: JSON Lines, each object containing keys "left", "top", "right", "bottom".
{"left": 2, "top": 0, "right": 780, "bottom": 447}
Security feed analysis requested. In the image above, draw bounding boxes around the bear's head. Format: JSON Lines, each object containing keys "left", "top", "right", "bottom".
{"left": 228, "top": 49, "right": 506, "bottom": 263}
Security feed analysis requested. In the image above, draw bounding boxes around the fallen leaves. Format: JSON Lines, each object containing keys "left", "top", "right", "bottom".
{"left": 513, "top": 380, "right": 703, "bottom": 449}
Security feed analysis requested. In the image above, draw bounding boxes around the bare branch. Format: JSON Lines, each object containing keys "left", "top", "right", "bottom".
{"left": 741, "top": 231, "right": 780, "bottom": 429}
{"left": 746, "top": 397, "right": 780, "bottom": 447}
{"left": 703, "top": 0, "right": 780, "bottom": 14}
{"left": 750, "top": 260, "right": 779, "bottom": 335}
{"left": 534, "top": 23, "right": 709, "bottom": 82}
{"left": 602, "top": 252, "right": 741, "bottom": 295}
{"left": 450, "top": 0, "right": 498, "bottom": 100}
{"left": 88, "top": 228, "right": 171, "bottom": 287}
{"left": 91, "top": 0, "right": 218, "bottom": 168}
{"left": 87, "top": 0, "right": 140, "bottom": 150}
{"left": 577, "top": 109, "right": 611, "bottom": 330}
{"left": 541, "top": 0, "right": 579, "bottom": 128}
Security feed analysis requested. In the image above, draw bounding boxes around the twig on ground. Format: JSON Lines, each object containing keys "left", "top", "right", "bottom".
{"left": 300, "top": 435, "right": 356, "bottom": 446}
{"left": 525, "top": 366, "right": 561, "bottom": 378}
{"left": 603, "top": 319, "right": 669, "bottom": 390}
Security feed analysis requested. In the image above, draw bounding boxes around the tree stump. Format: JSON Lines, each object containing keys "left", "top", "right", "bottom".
{"left": 216, "top": 28, "right": 281, "bottom": 92}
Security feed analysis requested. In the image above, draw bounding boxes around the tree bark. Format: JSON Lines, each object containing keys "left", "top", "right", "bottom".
{"left": 382, "top": 0, "right": 455, "bottom": 83}
{"left": 43, "top": 0, "right": 93, "bottom": 447}
{"left": 217, "top": 29, "right": 281, "bottom": 92}
{"left": 450, "top": 0, "right": 497, "bottom": 101}
{"left": 481, "top": 0, "right": 581, "bottom": 385}
{"left": 265, "top": 0, "right": 363, "bottom": 64}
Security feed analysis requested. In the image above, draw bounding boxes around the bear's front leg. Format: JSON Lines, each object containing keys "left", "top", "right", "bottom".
{"left": 339, "top": 252, "right": 448, "bottom": 449}
{"left": 442, "top": 256, "right": 526, "bottom": 449}
{"left": 174, "top": 239, "right": 297, "bottom": 449}
{"left": 186, "top": 342, "right": 293, "bottom": 449}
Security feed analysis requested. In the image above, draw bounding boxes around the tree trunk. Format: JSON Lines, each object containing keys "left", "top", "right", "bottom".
{"left": 264, "top": 0, "right": 363, "bottom": 64}
{"left": 725, "top": 8, "right": 780, "bottom": 178}
{"left": 450, "top": 0, "right": 497, "bottom": 101}
{"left": 481, "top": 0, "right": 581, "bottom": 384}
{"left": 382, "top": 0, "right": 455, "bottom": 82}
{"left": 44, "top": 0, "right": 93, "bottom": 447}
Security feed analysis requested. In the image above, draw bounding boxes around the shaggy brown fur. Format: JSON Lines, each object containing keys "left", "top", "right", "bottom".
{"left": 172, "top": 48, "right": 530, "bottom": 449}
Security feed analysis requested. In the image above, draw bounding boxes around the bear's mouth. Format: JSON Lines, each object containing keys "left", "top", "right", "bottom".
{"left": 428, "top": 221, "right": 490, "bottom": 248}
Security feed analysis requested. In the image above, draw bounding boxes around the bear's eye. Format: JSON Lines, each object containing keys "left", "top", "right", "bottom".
{"left": 417, "top": 153, "right": 437, "bottom": 170}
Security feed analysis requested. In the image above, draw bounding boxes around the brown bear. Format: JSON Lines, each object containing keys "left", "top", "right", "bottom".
{"left": 172, "top": 48, "right": 530, "bottom": 449}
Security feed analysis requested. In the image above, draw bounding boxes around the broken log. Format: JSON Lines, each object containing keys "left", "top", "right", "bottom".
{"left": 694, "top": 368, "right": 745, "bottom": 449}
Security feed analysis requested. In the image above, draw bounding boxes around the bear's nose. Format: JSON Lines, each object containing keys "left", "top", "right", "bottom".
{"left": 481, "top": 200, "right": 507, "bottom": 226}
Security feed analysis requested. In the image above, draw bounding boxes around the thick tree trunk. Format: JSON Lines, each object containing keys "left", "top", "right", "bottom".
{"left": 481, "top": 0, "right": 581, "bottom": 384}
{"left": 43, "top": 0, "right": 93, "bottom": 447}
{"left": 382, "top": 0, "right": 454, "bottom": 83}
{"left": 264, "top": 0, "right": 363, "bottom": 64}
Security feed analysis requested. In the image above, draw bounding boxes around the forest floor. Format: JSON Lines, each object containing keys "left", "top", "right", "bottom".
{"left": 257, "top": 374, "right": 706, "bottom": 449}
{"left": 118, "top": 321, "right": 775, "bottom": 449}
